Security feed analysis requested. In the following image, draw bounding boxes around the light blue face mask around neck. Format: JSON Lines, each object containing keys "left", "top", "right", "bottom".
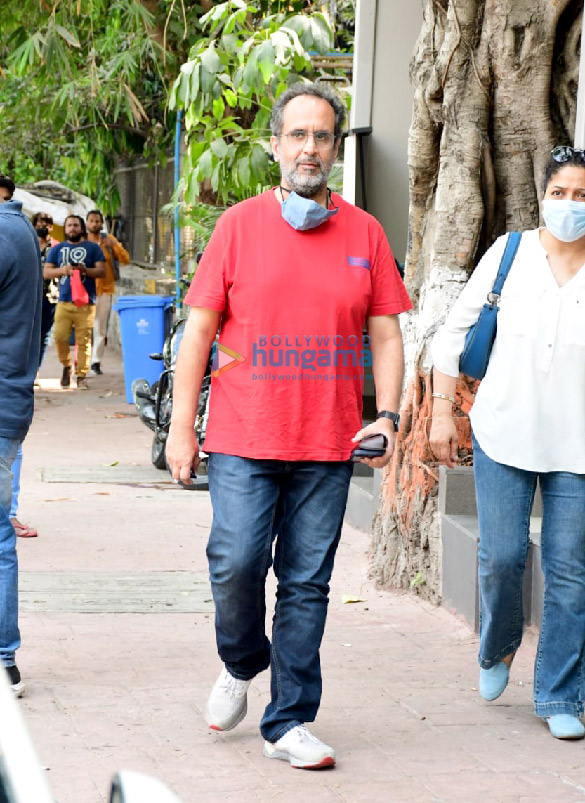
{"left": 542, "top": 199, "right": 585, "bottom": 242}
{"left": 280, "top": 188, "right": 338, "bottom": 231}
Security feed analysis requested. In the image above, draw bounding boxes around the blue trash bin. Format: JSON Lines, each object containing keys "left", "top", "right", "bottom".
{"left": 113, "top": 295, "right": 174, "bottom": 403}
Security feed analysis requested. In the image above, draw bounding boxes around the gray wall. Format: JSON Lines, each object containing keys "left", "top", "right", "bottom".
{"left": 344, "top": 2, "right": 424, "bottom": 533}
{"left": 367, "top": 1, "right": 423, "bottom": 263}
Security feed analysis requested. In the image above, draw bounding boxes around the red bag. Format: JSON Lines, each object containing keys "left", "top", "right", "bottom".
{"left": 71, "top": 270, "right": 89, "bottom": 307}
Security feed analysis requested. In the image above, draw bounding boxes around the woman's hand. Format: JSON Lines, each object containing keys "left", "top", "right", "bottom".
{"left": 429, "top": 415, "right": 459, "bottom": 468}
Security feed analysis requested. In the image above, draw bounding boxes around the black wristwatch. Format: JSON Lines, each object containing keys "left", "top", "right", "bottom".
{"left": 376, "top": 410, "right": 400, "bottom": 431}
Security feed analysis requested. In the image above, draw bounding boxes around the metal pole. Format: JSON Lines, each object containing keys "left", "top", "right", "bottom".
{"left": 174, "top": 110, "right": 183, "bottom": 310}
{"left": 574, "top": 4, "right": 585, "bottom": 148}
{"left": 152, "top": 161, "right": 159, "bottom": 265}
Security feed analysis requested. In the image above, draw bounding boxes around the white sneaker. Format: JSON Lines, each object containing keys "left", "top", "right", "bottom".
{"left": 5, "top": 665, "right": 24, "bottom": 698}
{"left": 205, "top": 667, "right": 251, "bottom": 731}
{"left": 263, "top": 725, "right": 335, "bottom": 769}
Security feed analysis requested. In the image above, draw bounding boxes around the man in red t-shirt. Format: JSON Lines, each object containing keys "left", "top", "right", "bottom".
{"left": 167, "top": 82, "right": 412, "bottom": 769}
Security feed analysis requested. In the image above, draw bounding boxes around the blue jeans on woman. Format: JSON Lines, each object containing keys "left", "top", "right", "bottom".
{"left": 0, "top": 436, "right": 22, "bottom": 668}
{"left": 206, "top": 453, "right": 353, "bottom": 743}
{"left": 473, "top": 433, "right": 585, "bottom": 718}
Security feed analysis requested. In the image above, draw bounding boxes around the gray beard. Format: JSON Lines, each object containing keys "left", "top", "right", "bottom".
{"left": 281, "top": 161, "right": 332, "bottom": 199}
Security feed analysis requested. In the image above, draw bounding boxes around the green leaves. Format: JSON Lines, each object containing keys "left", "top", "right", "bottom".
{"left": 283, "top": 14, "right": 333, "bottom": 54}
{"left": 210, "top": 137, "right": 228, "bottom": 158}
{"left": 224, "top": 87, "right": 238, "bottom": 107}
{"left": 0, "top": 0, "right": 346, "bottom": 221}
{"left": 11, "top": 31, "right": 45, "bottom": 74}
{"left": 237, "top": 154, "right": 251, "bottom": 186}
{"left": 200, "top": 43, "right": 221, "bottom": 92}
{"left": 255, "top": 39, "right": 275, "bottom": 84}
{"left": 55, "top": 25, "right": 81, "bottom": 49}
{"left": 0, "top": 0, "right": 189, "bottom": 213}
{"left": 169, "top": 2, "right": 336, "bottom": 207}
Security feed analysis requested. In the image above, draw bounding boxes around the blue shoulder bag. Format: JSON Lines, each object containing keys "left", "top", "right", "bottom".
{"left": 458, "top": 231, "right": 522, "bottom": 380}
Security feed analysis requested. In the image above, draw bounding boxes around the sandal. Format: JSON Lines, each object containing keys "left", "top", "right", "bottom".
{"left": 10, "top": 518, "right": 38, "bottom": 538}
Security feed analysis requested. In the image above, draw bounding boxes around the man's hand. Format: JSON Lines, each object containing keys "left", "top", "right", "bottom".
{"left": 429, "top": 416, "right": 459, "bottom": 469}
{"left": 62, "top": 264, "right": 73, "bottom": 276}
{"left": 351, "top": 418, "right": 397, "bottom": 469}
{"left": 166, "top": 423, "right": 200, "bottom": 485}
{"left": 101, "top": 235, "right": 117, "bottom": 249}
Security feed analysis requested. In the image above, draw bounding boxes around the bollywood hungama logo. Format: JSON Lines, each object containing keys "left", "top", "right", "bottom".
{"left": 211, "top": 334, "right": 372, "bottom": 380}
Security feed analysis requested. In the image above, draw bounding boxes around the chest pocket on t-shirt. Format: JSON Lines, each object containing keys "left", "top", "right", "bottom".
{"left": 497, "top": 291, "right": 540, "bottom": 340}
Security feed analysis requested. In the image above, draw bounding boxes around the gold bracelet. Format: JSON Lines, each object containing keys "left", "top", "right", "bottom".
{"left": 432, "top": 392, "right": 456, "bottom": 404}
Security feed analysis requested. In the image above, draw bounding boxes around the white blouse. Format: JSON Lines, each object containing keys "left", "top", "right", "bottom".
{"left": 431, "top": 227, "right": 585, "bottom": 473}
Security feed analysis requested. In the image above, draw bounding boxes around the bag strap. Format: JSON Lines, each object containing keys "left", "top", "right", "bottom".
{"left": 100, "top": 234, "right": 113, "bottom": 261}
{"left": 490, "top": 231, "right": 522, "bottom": 301}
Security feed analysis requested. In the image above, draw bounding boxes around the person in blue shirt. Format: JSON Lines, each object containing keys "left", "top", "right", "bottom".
{"left": 0, "top": 179, "right": 40, "bottom": 541}
{"left": 44, "top": 215, "right": 105, "bottom": 389}
{"left": 0, "top": 172, "right": 42, "bottom": 696}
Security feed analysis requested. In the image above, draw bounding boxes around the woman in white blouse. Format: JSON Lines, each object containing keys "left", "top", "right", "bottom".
{"left": 430, "top": 146, "right": 585, "bottom": 741}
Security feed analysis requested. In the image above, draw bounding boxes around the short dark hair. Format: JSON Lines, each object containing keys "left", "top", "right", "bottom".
{"left": 270, "top": 82, "right": 346, "bottom": 140}
{"left": 64, "top": 214, "right": 87, "bottom": 236}
{"left": 0, "top": 174, "right": 15, "bottom": 199}
{"left": 32, "top": 211, "right": 54, "bottom": 226}
{"left": 87, "top": 209, "right": 104, "bottom": 223}
{"left": 543, "top": 148, "right": 585, "bottom": 193}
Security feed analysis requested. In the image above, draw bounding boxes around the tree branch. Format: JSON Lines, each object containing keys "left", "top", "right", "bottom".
{"left": 66, "top": 122, "right": 148, "bottom": 138}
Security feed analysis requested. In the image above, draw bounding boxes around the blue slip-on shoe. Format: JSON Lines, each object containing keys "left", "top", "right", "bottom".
{"left": 546, "top": 715, "right": 585, "bottom": 740}
{"left": 479, "top": 662, "right": 509, "bottom": 701}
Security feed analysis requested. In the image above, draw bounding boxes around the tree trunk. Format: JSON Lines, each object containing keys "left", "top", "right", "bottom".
{"left": 372, "top": 0, "right": 582, "bottom": 601}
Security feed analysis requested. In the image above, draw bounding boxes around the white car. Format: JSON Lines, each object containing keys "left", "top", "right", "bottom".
{"left": 0, "top": 667, "right": 183, "bottom": 803}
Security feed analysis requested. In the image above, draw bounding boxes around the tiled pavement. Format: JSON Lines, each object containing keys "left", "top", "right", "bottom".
{"left": 11, "top": 347, "right": 585, "bottom": 802}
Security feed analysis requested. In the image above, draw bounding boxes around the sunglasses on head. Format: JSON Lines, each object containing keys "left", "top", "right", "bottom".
{"left": 551, "top": 145, "right": 585, "bottom": 163}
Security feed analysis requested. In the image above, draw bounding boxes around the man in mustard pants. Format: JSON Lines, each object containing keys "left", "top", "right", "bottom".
{"left": 44, "top": 215, "right": 106, "bottom": 390}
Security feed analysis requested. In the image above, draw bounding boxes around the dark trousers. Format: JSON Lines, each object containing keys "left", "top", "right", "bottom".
{"left": 39, "top": 295, "right": 56, "bottom": 367}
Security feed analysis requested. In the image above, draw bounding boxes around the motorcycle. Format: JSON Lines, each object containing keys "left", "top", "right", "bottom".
{"left": 132, "top": 316, "right": 211, "bottom": 490}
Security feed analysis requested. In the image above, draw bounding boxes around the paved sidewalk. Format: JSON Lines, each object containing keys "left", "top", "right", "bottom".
{"left": 11, "top": 347, "right": 585, "bottom": 802}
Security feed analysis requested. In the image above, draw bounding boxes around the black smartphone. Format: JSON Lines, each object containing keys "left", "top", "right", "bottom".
{"left": 351, "top": 433, "right": 388, "bottom": 462}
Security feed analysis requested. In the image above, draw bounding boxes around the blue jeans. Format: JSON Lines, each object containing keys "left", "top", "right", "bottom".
{"left": 473, "top": 433, "right": 585, "bottom": 717}
{"left": 0, "top": 436, "right": 21, "bottom": 667}
{"left": 10, "top": 444, "right": 22, "bottom": 519}
{"left": 206, "top": 453, "right": 353, "bottom": 742}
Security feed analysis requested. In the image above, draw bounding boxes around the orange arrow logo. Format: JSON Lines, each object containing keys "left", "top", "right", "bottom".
{"left": 211, "top": 342, "right": 246, "bottom": 377}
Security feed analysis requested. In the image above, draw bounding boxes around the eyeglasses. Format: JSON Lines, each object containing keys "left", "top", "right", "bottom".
{"left": 551, "top": 146, "right": 585, "bottom": 164}
{"left": 281, "top": 129, "right": 336, "bottom": 149}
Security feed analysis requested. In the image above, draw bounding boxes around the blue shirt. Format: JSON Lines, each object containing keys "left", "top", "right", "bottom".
{"left": 0, "top": 200, "right": 43, "bottom": 440}
{"left": 46, "top": 240, "right": 105, "bottom": 304}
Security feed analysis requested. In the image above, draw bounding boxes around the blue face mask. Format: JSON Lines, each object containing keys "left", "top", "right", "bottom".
{"left": 281, "top": 189, "right": 338, "bottom": 231}
{"left": 542, "top": 199, "right": 585, "bottom": 242}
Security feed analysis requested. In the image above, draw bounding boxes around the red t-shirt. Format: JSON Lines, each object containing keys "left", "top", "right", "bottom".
{"left": 184, "top": 190, "right": 412, "bottom": 460}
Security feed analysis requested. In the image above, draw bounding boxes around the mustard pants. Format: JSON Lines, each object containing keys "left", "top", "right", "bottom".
{"left": 53, "top": 302, "right": 96, "bottom": 378}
